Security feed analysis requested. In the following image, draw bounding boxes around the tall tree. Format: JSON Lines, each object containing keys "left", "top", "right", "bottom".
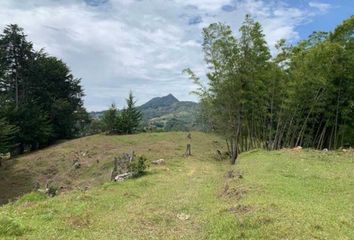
{"left": 121, "top": 91, "right": 142, "bottom": 134}
{"left": 0, "top": 24, "right": 34, "bottom": 109}
{"left": 27, "top": 54, "right": 86, "bottom": 139}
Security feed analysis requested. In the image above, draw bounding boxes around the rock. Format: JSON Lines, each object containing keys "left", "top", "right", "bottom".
{"left": 152, "top": 159, "right": 165, "bottom": 165}
{"left": 323, "top": 148, "right": 328, "bottom": 152}
{"left": 177, "top": 213, "right": 190, "bottom": 221}
{"left": 114, "top": 172, "right": 132, "bottom": 182}
{"left": 342, "top": 149, "right": 348, "bottom": 152}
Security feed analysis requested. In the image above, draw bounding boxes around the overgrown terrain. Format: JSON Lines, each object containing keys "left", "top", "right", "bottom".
{"left": 0, "top": 132, "right": 353, "bottom": 239}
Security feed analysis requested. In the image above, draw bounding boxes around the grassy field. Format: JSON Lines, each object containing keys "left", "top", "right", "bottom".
{"left": 0, "top": 132, "right": 353, "bottom": 239}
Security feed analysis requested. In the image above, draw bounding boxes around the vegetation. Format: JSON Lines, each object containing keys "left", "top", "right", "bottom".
{"left": 101, "top": 92, "right": 142, "bottom": 134}
{"left": 0, "top": 13, "right": 353, "bottom": 240}
{"left": 0, "top": 132, "right": 353, "bottom": 239}
{"left": 0, "top": 24, "right": 88, "bottom": 155}
{"left": 0, "top": 118, "right": 17, "bottom": 159}
{"left": 128, "top": 155, "right": 147, "bottom": 177}
{"left": 120, "top": 91, "right": 142, "bottom": 134}
{"left": 186, "top": 15, "right": 354, "bottom": 164}
{"left": 101, "top": 104, "right": 120, "bottom": 134}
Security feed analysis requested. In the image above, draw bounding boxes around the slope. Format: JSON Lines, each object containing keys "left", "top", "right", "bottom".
{"left": 0, "top": 132, "right": 353, "bottom": 239}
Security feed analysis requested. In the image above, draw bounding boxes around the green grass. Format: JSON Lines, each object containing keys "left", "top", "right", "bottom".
{"left": 0, "top": 132, "right": 353, "bottom": 239}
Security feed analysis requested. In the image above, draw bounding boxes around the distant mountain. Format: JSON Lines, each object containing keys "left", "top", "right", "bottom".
{"left": 90, "top": 94, "right": 200, "bottom": 131}
{"left": 139, "top": 94, "right": 199, "bottom": 131}
{"left": 140, "top": 93, "right": 179, "bottom": 109}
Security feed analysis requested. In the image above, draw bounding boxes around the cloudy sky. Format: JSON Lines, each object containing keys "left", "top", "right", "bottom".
{"left": 0, "top": 0, "right": 352, "bottom": 111}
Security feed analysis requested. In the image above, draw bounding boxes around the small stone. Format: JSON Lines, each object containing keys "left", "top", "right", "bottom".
{"left": 177, "top": 213, "right": 190, "bottom": 220}
{"left": 152, "top": 159, "right": 165, "bottom": 165}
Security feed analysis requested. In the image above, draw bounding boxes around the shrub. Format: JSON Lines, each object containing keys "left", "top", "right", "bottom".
{"left": 129, "top": 156, "right": 148, "bottom": 177}
{"left": 47, "top": 185, "right": 58, "bottom": 197}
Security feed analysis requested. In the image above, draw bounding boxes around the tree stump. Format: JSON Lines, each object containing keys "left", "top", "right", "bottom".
{"left": 184, "top": 144, "right": 191, "bottom": 157}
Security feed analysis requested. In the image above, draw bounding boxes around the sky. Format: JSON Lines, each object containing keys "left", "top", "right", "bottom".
{"left": 0, "top": 0, "right": 352, "bottom": 111}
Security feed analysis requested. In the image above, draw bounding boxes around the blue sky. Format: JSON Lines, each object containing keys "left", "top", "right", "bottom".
{"left": 0, "top": 0, "right": 352, "bottom": 111}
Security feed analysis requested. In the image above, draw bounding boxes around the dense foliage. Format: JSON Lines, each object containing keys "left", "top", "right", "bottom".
{"left": 186, "top": 15, "right": 354, "bottom": 164}
{"left": 0, "top": 24, "right": 87, "bottom": 155}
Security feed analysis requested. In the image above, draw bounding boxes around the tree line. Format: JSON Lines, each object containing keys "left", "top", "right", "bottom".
{"left": 0, "top": 24, "right": 88, "bottom": 157}
{"left": 186, "top": 15, "right": 354, "bottom": 164}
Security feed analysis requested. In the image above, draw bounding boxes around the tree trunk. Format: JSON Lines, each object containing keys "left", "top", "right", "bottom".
{"left": 230, "top": 138, "right": 238, "bottom": 165}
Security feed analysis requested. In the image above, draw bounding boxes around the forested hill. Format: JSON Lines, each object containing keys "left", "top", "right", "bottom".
{"left": 90, "top": 94, "right": 199, "bottom": 131}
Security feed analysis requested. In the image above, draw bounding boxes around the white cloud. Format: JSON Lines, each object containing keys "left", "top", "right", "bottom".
{"left": 0, "top": 0, "right": 325, "bottom": 111}
{"left": 309, "top": 2, "right": 331, "bottom": 13}
{"left": 174, "top": 0, "right": 231, "bottom": 11}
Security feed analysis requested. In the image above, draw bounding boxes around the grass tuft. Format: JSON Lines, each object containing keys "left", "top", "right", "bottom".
{"left": 0, "top": 217, "right": 25, "bottom": 237}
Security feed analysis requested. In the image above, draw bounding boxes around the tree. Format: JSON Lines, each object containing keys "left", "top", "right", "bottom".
{"left": 186, "top": 15, "right": 273, "bottom": 164}
{"left": 101, "top": 104, "right": 119, "bottom": 134}
{"left": 0, "top": 24, "right": 34, "bottom": 109}
{"left": 7, "top": 102, "right": 53, "bottom": 151}
{"left": 186, "top": 14, "right": 354, "bottom": 163}
{"left": 27, "top": 53, "right": 86, "bottom": 139}
{"left": 121, "top": 91, "right": 142, "bottom": 134}
{"left": 0, "top": 24, "right": 88, "bottom": 153}
{"left": 0, "top": 118, "right": 17, "bottom": 166}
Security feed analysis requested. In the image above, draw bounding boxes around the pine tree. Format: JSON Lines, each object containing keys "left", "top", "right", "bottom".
{"left": 101, "top": 104, "right": 119, "bottom": 134}
{"left": 121, "top": 91, "right": 142, "bottom": 134}
{"left": 0, "top": 24, "right": 34, "bottom": 109}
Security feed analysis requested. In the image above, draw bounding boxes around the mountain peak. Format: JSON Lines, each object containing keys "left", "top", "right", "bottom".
{"left": 140, "top": 94, "right": 179, "bottom": 109}
{"left": 165, "top": 93, "right": 178, "bottom": 101}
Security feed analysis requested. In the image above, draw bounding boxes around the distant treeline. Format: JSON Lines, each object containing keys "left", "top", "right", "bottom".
{"left": 186, "top": 15, "right": 354, "bottom": 164}
{"left": 94, "top": 92, "right": 142, "bottom": 135}
{"left": 0, "top": 24, "right": 88, "bottom": 157}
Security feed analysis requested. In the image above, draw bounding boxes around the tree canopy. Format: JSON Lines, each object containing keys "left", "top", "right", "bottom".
{"left": 0, "top": 24, "right": 87, "bottom": 155}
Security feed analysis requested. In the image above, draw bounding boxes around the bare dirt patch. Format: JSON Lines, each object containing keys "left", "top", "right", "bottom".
{"left": 220, "top": 183, "right": 249, "bottom": 200}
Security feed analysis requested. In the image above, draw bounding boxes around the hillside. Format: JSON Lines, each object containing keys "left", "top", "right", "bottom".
{"left": 0, "top": 132, "right": 353, "bottom": 239}
{"left": 90, "top": 94, "right": 199, "bottom": 131}
{"left": 139, "top": 93, "right": 179, "bottom": 109}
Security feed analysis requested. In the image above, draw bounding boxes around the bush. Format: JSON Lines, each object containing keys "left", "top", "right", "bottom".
{"left": 0, "top": 217, "right": 25, "bottom": 237}
{"left": 47, "top": 185, "right": 58, "bottom": 197}
{"left": 129, "top": 156, "right": 148, "bottom": 177}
